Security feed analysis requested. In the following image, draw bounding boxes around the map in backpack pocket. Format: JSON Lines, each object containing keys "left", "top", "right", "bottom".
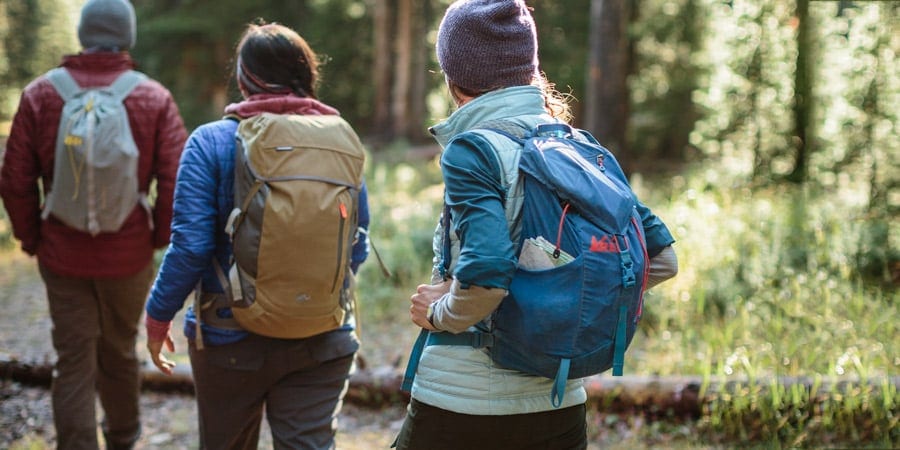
{"left": 517, "top": 236, "right": 574, "bottom": 270}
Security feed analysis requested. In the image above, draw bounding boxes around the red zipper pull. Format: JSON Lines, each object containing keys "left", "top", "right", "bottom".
{"left": 554, "top": 203, "right": 571, "bottom": 258}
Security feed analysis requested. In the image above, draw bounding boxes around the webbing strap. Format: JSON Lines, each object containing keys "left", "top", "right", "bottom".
{"left": 613, "top": 235, "right": 635, "bottom": 376}
{"left": 46, "top": 68, "right": 144, "bottom": 102}
{"left": 427, "top": 330, "right": 494, "bottom": 348}
{"left": 106, "top": 70, "right": 145, "bottom": 103}
{"left": 612, "top": 304, "right": 628, "bottom": 376}
{"left": 45, "top": 68, "right": 82, "bottom": 101}
{"left": 400, "top": 330, "right": 495, "bottom": 393}
{"left": 551, "top": 359, "right": 571, "bottom": 408}
{"left": 439, "top": 203, "right": 452, "bottom": 280}
{"left": 400, "top": 329, "right": 429, "bottom": 392}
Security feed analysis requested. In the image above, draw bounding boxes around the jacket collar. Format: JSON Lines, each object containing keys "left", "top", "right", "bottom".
{"left": 61, "top": 52, "right": 135, "bottom": 72}
{"left": 223, "top": 94, "right": 339, "bottom": 119}
{"left": 429, "top": 85, "right": 546, "bottom": 148}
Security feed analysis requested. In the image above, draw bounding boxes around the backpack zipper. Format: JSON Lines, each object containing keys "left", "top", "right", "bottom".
{"left": 331, "top": 202, "right": 348, "bottom": 293}
{"left": 553, "top": 202, "right": 571, "bottom": 259}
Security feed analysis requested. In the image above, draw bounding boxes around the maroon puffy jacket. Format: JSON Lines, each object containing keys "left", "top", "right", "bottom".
{"left": 0, "top": 52, "right": 187, "bottom": 278}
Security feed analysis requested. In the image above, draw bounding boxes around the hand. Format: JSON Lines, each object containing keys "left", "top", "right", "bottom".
{"left": 409, "top": 280, "right": 451, "bottom": 331}
{"left": 147, "top": 335, "right": 176, "bottom": 375}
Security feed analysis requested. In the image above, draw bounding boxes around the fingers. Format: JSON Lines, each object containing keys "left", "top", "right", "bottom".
{"left": 155, "top": 355, "right": 176, "bottom": 376}
{"left": 409, "top": 293, "right": 437, "bottom": 331}
{"left": 147, "top": 338, "right": 176, "bottom": 376}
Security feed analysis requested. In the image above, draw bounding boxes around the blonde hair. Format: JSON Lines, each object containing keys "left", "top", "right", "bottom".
{"left": 534, "top": 73, "right": 573, "bottom": 124}
{"left": 448, "top": 73, "right": 573, "bottom": 123}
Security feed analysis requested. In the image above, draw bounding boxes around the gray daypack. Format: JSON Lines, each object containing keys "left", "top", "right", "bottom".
{"left": 41, "top": 67, "right": 148, "bottom": 236}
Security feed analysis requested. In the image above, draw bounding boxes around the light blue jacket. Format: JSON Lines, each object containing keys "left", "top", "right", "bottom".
{"left": 412, "top": 85, "right": 675, "bottom": 414}
{"left": 413, "top": 86, "right": 586, "bottom": 414}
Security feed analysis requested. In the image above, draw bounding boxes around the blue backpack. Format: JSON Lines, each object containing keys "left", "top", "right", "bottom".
{"left": 402, "top": 122, "right": 650, "bottom": 407}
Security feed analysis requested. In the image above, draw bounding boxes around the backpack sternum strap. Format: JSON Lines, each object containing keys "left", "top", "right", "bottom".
{"left": 617, "top": 234, "right": 636, "bottom": 288}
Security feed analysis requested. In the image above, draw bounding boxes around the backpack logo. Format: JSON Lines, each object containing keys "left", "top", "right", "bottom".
{"left": 224, "top": 113, "right": 366, "bottom": 339}
{"left": 590, "top": 235, "right": 619, "bottom": 253}
{"left": 41, "top": 68, "right": 147, "bottom": 236}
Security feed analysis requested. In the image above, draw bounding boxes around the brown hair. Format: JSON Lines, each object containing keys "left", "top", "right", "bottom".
{"left": 235, "top": 22, "right": 320, "bottom": 99}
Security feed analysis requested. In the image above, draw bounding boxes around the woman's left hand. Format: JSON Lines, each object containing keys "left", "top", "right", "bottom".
{"left": 409, "top": 280, "right": 451, "bottom": 331}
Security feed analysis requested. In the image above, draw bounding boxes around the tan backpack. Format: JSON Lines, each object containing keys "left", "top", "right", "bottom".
{"left": 224, "top": 113, "right": 366, "bottom": 339}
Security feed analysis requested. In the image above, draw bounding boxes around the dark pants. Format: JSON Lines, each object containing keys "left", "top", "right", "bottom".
{"left": 393, "top": 398, "right": 588, "bottom": 450}
{"left": 40, "top": 263, "right": 153, "bottom": 450}
{"left": 188, "top": 329, "right": 359, "bottom": 450}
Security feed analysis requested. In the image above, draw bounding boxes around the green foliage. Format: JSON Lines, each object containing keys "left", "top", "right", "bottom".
{"left": 354, "top": 148, "right": 444, "bottom": 322}
{"left": 689, "top": 1, "right": 898, "bottom": 192}
{"left": 0, "top": 198, "right": 12, "bottom": 250}
{"left": 629, "top": 0, "right": 706, "bottom": 163}
{"left": 702, "top": 378, "right": 898, "bottom": 447}
{"left": 132, "top": 0, "right": 372, "bottom": 131}
{"left": 531, "top": 0, "right": 590, "bottom": 108}
{"left": 0, "top": 0, "right": 78, "bottom": 121}
{"left": 634, "top": 167, "right": 895, "bottom": 378}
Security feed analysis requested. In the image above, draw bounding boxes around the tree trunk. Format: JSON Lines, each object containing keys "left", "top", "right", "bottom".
{"left": 407, "top": 0, "right": 431, "bottom": 143}
{"left": 371, "top": 0, "right": 393, "bottom": 143}
{"left": 3, "top": 356, "right": 896, "bottom": 414}
{"left": 789, "top": 0, "right": 812, "bottom": 184}
{"left": 391, "top": 0, "right": 413, "bottom": 138}
{"left": 585, "top": 0, "right": 633, "bottom": 171}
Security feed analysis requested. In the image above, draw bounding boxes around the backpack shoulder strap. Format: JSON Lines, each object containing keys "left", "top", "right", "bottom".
{"left": 474, "top": 119, "right": 530, "bottom": 140}
{"left": 107, "top": 70, "right": 147, "bottom": 103}
{"left": 45, "top": 68, "right": 82, "bottom": 101}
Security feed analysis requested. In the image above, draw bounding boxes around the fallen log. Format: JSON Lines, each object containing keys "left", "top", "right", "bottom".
{"left": 2, "top": 355, "right": 897, "bottom": 416}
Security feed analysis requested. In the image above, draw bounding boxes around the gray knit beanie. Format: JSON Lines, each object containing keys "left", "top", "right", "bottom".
{"left": 78, "top": 0, "right": 136, "bottom": 50}
{"left": 436, "top": 0, "right": 538, "bottom": 92}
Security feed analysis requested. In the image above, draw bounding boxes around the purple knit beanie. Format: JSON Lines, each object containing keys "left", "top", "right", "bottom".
{"left": 436, "top": 0, "right": 538, "bottom": 92}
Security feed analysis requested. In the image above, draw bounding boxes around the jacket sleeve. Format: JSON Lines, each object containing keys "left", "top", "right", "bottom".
{"left": 150, "top": 88, "right": 188, "bottom": 249}
{"left": 350, "top": 179, "right": 370, "bottom": 274}
{"left": 145, "top": 126, "right": 220, "bottom": 322}
{"left": 635, "top": 199, "right": 675, "bottom": 258}
{"left": 0, "top": 89, "right": 43, "bottom": 255}
{"left": 442, "top": 134, "right": 517, "bottom": 289}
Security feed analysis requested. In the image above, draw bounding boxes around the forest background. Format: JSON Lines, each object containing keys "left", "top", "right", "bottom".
{"left": 0, "top": 0, "right": 897, "bottom": 448}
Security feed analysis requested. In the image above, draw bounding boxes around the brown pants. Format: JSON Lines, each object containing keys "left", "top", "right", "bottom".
{"left": 40, "top": 263, "right": 153, "bottom": 450}
{"left": 188, "top": 329, "right": 359, "bottom": 450}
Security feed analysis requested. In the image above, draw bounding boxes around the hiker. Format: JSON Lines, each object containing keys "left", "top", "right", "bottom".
{"left": 0, "top": 0, "right": 186, "bottom": 448}
{"left": 144, "top": 22, "right": 370, "bottom": 449}
{"left": 394, "top": 1, "right": 678, "bottom": 449}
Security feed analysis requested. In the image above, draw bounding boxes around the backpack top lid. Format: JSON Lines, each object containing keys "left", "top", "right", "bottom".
{"left": 517, "top": 123, "right": 636, "bottom": 234}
